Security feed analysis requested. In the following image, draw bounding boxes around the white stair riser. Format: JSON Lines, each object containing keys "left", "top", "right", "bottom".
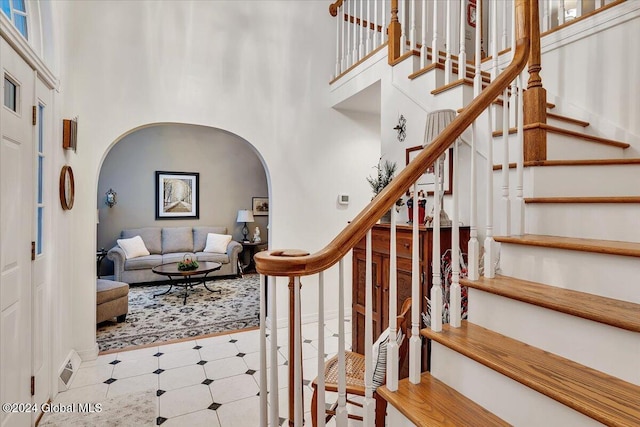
{"left": 492, "top": 133, "right": 624, "bottom": 164}
{"left": 468, "top": 289, "right": 640, "bottom": 385}
{"left": 491, "top": 105, "right": 588, "bottom": 133}
{"left": 385, "top": 406, "right": 419, "bottom": 427}
{"left": 494, "top": 164, "right": 640, "bottom": 198}
{"left": 498, "top": 243, "right": 640, "bottom": 303}
{"left": 430, "top": 343, "right": 603, "bottom": 427}
{"left": 548, "top": 132, "right": 625, "bottom": 160}
{"left": 525, "top": 203, "right": 640, "bottom": 242}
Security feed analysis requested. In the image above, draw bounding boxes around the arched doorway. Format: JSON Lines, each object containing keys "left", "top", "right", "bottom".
{"left": 95, "top": 123, "right": 270, "bottom": 352}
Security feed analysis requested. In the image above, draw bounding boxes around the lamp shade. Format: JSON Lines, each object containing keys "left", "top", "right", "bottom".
{"left": 237, "top": 209, "right": 254, "bottom": 223}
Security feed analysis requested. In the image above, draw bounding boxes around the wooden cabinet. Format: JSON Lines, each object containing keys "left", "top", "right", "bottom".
{"left": 352, "top": 224, "right": 470, "bottom": 371}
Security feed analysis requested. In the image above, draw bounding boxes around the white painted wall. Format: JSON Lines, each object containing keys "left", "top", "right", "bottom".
{"left": 50, "top": 0, "right": 381, "bottom": 359}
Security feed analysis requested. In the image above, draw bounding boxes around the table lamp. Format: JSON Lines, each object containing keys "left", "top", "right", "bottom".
{"left": 237, "top": 210, "right": 254, "bottom": 242}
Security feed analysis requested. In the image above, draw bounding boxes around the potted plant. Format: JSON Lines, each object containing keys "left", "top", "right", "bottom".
{"left": 366, "top": 158, "right": 404, "bottom": 222}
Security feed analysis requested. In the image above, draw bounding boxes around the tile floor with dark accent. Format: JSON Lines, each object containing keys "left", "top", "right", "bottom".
{"left": 54, "top": 318, "right": 353, "bottom": 426}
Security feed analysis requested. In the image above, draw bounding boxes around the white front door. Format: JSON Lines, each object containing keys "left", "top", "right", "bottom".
{"left": 0, "top": 37, "right": 35, "bottom": 427}
{"left": 31, "top": 76, "right": 52, "bottom": 421}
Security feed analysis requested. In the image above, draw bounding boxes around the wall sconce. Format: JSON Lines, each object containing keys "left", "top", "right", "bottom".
{"left": 105, "top": 188, "right": 117, "bottom": 208}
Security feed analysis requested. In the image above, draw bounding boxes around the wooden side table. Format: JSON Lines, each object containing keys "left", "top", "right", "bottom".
{"left": 240, "top": 241, "right": 268, "bottom": 274}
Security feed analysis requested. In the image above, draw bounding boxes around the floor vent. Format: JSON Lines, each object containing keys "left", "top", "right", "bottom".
{"left": 58, "top": 350, "right": 81, "bottom": 392}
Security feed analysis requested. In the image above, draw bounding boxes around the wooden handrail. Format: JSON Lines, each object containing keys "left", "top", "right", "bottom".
{"left": 256, "top": 0, "right": 532, "bottom": 277}
{"left": 329, "top": 0, "right": 344, "bottom": 17}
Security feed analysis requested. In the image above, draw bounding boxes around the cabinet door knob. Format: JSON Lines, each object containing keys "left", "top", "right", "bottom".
{"left": 403, "top": 243, "right": 410, "bottom": 249}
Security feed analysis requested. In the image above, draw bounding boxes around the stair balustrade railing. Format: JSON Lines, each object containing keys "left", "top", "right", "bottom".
{"left": 257, "top": 1, "right": 534, "bottom": 425}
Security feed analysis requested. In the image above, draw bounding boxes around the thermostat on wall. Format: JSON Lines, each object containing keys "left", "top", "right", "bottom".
{"left": 338, "top": 194, "right": 349, "bottom": 205}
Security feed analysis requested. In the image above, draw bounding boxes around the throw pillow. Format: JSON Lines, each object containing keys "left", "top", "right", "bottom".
{"left": 117, "top": 235, "right": 150, "bottom": 259}
{"left": 203, "top": 233, "right": 232, "bottom": 254}
{"left": 372, "top": 327, "right": 405, "bottom": 388}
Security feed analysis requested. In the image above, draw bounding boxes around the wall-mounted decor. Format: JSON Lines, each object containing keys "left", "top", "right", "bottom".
{"left": 62, "top": 118, "right": 78, "bottom": 151}
{"left": 105, "top": 188, "right": 117, "bottom": 208}
{"left": 405, "top": 146, "right": 453, "bottom": 196}
{"left": 59, "top": 165, "right": 75, "bottom": 210}
{"left": 155, "top": 171, "right": 199, "bottom": 219}
{"left": 394, "top": 114, "right": 406, "bottom": 142}
{"left": 252, "top": 197, "right": 269, "bottom": 216}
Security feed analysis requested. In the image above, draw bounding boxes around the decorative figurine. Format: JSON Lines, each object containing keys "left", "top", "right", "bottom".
{"left": 253, "top": 226, "right": 261, "bottom": 243}
{"left": 406, "top": 190, "right": 426, "bottom": 224}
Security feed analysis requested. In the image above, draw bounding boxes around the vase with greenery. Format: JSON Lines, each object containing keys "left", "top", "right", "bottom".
{"left": 366, "top": 158, "right": 404, "bottom": 222}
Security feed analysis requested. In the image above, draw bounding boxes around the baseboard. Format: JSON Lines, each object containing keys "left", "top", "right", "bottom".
{"left": 76, "top": 342, "right": 99, "bottom": 361}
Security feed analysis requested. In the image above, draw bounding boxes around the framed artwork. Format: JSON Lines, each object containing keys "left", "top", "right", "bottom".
{"left": 405, "top": 146, "right": 453, "bottom": 196}
{"left": 156, "top": 171, "right": 199, "bottom": 219}
{"left": 252, "top": 197, "right": 269, "bottom": 216}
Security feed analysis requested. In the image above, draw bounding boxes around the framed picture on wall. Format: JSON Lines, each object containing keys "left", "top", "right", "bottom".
{"left": 252, "top": 197, "right": 269, "bottom": 216}
{"left": 405, "top": 146, "right": 453, "bottom": 195}
{"left": 156, "top": 171, "right": 199, "bottom": 219}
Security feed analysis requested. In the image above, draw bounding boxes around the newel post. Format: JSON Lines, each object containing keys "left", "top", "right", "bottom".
{"left": 523, "top": 0, "right": 547, "bottom": 161}
{"left": 388, "top": 0, "right": 401, "bottom": 64}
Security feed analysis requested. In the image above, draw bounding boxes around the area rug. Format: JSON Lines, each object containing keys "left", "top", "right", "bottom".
{"left": 97, "top": 274, "right": 260, "bottom": 352}
{"left": 40, "top": 389, "right": 156, "bottom": 426}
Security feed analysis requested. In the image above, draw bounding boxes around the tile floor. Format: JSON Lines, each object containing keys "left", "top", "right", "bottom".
{"left": 51, "top": 319, "right": 354, "bottom": 426}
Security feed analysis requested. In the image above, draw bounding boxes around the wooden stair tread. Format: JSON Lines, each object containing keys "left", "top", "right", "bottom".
{"left": 547, "top": 112, "right": 589, "bottom": 127}
{"left": 461, "top": 275, "right": 640, "bottom": 332}
{"left": 377, "top": 372, "right": 510, "bottom": 426}
{"left": 524, "top": 196, "right": 640, "bottom": 203}
{"left": 493, "top": 158, "right": 640, "bottom": 170}
{"left": 422, "top": 322, "right": 640, "bottom": 426}
{"left": 494, "top": 234, "right": 640, "bottom": 258}
{"left": 493, "top": 123, "right": 629, "bottom": 148}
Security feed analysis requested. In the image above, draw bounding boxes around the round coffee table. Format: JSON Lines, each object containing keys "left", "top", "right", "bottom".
{"left": 151, "top": 261, "right": 222, "bottom": 305}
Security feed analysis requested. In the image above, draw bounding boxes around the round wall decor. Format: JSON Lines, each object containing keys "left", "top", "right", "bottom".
{"left": 59, "top": 165, "right": 75, "bottom": 210}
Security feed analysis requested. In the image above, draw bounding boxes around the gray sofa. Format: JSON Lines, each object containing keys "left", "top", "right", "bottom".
{"left": 107, "top": 226, "right": 242, "bottom": 284}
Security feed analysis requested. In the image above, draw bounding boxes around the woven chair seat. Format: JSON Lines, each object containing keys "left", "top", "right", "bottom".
{"left": 319, "top": 351, "right": 367, "bottom": 394}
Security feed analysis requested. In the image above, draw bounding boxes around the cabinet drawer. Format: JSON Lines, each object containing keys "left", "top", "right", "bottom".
{"left": 354, "top": 227, "right": 423, "bottom": 260}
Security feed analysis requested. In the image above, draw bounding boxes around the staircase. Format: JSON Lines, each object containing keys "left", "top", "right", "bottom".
{"left": 377, "top": 96, "right": 640, "bottom": 426}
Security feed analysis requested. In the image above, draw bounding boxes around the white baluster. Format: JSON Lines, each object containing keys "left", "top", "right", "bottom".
{"left": 542, "top": 0, "right": 550, "bottom": 32}
{"left": 444, "top": 0, "right": 452, "bottom": 84}
{"left": 515, "top": 73, "right": 525, "bottom": 236}
{"left": 316, "top": 272, "right": 326, "bottom": 427}
{"left": 400, "top": 0, "right": 407, "bottom": 53}
{"left": 450, "top": 138, "right": 461, "bottom": 328}
{"left": 409, "top": 182, "right": 421, "bottom": 384}
{"left": 366, "top": 0, "right": 372, "bottom": 54}
{"left": 269, "top": 276, "right": 280, "bottom": 427}
{"left": 469, "top": 122, "right": 479, "bottom": 281}
{"left": 341, "top": 3, "right": 347, "bottom": 71}
{"left": 336, "top": 260, "right": 348, "bottom": 426}
{"left": 501, "top": 86, "right": 511, "bottom": 236}
{"left": 420, "top": 0, "right": 427, "bottom": 68}
{"left": 410, "top": 0, "right": 417, "bottom": 52}
{"left": 381, "top": 0, "right": 387, "bottom": 43}
{"left": 335, "top": 3, "right": 341, "bottom": 78}
{"left": 485, "top": 106, "right": 496, "bottom": 279}
{"left": 431, "top": 0, "right": 439, "bottom": 66}
{"left": 502, "top": 0, "right": 508, "bottom": 52}
{"left": 293, "top": 277, "right": 303, "bottom": 426}
{"left": 353, "top": 0, "right": 358, "bottom": 65}
{"left": 259, "top": 274, "right": 267, "bottom": 425}
{"left": 558, "top": 0, "right": 566, "bottom": 26}
{"left": 458, "top": 0, "right": 467, "bottom": 81}
{"left": 346, "top": 0, "right": 352, "bottom": 68}
{"left": 364, "top": 230, "right": 375, "bottom": 424}
{"left": 468, "top": 0, "right": 482, "bottom": 282}
{"left": 373, "top": 0, "right": 379, "bottom": 48}
{"left": 359, "top": 0, "right": 365, "bottom": 59}
{"left": 387, "top": 206, "right": 399, "bottom": 391}
{"left": 431, "top": 158, "right": 443, "bottom": 333}
{"left": 473, "top": 0, "right": 482, "bottom": 93}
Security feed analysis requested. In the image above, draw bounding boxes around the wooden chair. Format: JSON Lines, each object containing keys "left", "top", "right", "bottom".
{"left": 311, "top": 298, "right": 413, "bottom": 427}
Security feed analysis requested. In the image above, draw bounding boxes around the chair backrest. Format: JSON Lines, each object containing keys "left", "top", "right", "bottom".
{"left": 396, "top": 298, "right": 412, "bottom": 370}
